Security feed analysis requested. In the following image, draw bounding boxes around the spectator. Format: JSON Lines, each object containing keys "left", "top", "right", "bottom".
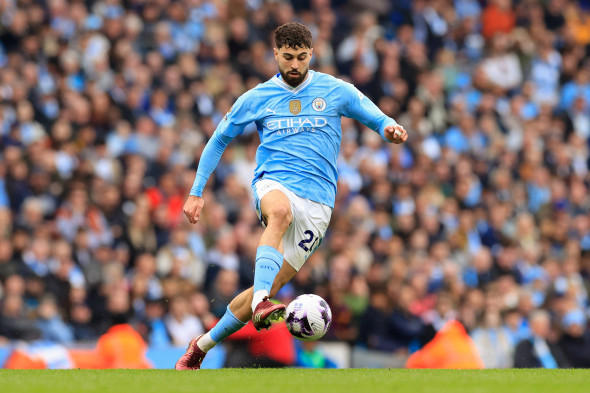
{"left": 36, "top": 294, "right": 74, "bottom": 344}
{"left": 123, "top": 202, "right": 158, "bottom": 264}
{"left": 164, "top": 295, "right": 204, "bottom": 347}
{"left": 156, "top": 227, "right": 205, "bottom": 287}
{"left": 514, "top": 310, "right": 570, "bottom": 368}
{"left": 56, "top": 184, "right": 113, "bottom": 249}
{"left": 22, "top": 237, "right": 51, "bottom": 277}
{"left": 0, "top": 238, "right": 19, "bottom": 280}
{"left": 139, "top": 298, "right": 171, "bottom": 349}
{"left": 478, "top": 34, "right": 522, "bottom": 93}
{"left": 388, "top": 285, "right": 430, "bottom": 351}
{"left": 207, "top": 269, "right": 240, "bottom": 318}
{"left": 189, "top": 291, "right": 217, "bottom": 330}
{"left": 0, "top": 294, "right": 41, "bottom": 341}
{"left": 358, "top": 286, "right": 396, "bottom": 351}
{"left": 558, "top": 308, "right": 590, "bottom": 368}
{"left": 471, "top": 308, "right": 514, "bottom": 368}
{"left": 69, "top": 303, "right": 97, "bottom": 342}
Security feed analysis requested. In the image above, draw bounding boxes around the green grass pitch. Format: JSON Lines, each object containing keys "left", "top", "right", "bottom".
{"left": 1, "top": 369, "right": 589, "bottom": 393}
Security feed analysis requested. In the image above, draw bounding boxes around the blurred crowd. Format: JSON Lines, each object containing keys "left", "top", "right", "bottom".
{"left": 1, "top": 0, "right": 590, "bottom": 369}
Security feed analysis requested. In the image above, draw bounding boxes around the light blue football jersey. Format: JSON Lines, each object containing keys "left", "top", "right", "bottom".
{"left": 191, "top": 70, "right": 398, "bottom": 208}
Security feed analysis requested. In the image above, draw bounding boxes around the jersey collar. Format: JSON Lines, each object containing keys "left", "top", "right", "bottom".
{"left": 272, "top": 70, "right": 315, "bottom": 94}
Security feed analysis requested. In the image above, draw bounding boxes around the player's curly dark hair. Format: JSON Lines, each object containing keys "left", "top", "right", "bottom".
{"left": 274, "top": 22, "right": 312, "bottom": 49}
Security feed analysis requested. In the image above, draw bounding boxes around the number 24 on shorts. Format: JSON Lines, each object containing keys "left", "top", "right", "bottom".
{"left": 298, "top": 230, "right": 321, "bottom": 253}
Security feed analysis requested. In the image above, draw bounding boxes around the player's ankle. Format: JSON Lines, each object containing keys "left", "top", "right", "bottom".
{"left": 252, "top": 289, "right": 270, "bottom": 312}
{"left": 196, "top": 332, "right": 217, "bottom": 352}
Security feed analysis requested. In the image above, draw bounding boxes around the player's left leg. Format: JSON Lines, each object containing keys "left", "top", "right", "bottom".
{"left": 175, "top": 258, "right": 296, "bottom": 370}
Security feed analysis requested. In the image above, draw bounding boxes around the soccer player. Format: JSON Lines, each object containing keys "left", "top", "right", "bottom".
{"left": 175, "top": 22, "right": 408, "bottom": 370}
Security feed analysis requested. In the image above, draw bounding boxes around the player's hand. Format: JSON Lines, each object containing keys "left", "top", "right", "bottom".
{"left": 384, "top": 124, "right": 408, "bottom": 144}
{"left": 183, "top": 195, "right": 205, "bottom": 224}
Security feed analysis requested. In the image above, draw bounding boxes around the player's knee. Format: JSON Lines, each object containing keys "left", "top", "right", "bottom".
{"left": 266, "top": 205, "right": 292, "bottom": 230}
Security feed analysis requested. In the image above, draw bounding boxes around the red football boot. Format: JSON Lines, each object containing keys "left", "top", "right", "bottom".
{"left": 175, "top": 335, "right": 207, "bottom": 370}
{"left": 252, "top": 297, "right": 286, "bottom": 331}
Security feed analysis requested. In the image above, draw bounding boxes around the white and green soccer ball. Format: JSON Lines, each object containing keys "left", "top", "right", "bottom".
{"left": 285, "top": 294, "right": 332, "bottom": 341}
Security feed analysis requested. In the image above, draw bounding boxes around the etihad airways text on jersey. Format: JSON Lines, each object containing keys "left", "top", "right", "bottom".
{"left": 266, "top": 117, "right": 329, "bottom": 131}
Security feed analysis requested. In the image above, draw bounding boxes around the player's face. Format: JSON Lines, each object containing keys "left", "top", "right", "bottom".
{"left": 274, "top": 46, "right": 313, "bottom": 87}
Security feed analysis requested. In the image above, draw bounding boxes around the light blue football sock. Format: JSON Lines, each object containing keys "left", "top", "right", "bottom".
{"left": 209, "top": 306, "right": 247, "bottom": 343}
{"left": 253, "top": 245, "right": 283, "bottom": 295}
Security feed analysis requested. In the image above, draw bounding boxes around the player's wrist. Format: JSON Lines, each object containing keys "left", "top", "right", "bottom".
{"left": 190, "top": 173, "right": 208, "bottom": 197}
{"left": 382, "top": 122, "right": 399, "bottom": 143}
{"left": 189, "top": 189, "right": 203, "bottom": 197}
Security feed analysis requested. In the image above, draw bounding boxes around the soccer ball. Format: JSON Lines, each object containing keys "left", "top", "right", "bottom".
{"left": 285, "top": 294, "right": 332, "bottom": 341}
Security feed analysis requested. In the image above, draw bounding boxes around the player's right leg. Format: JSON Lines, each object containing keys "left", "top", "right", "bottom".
{"left": 175, "top": 258, "right": 296, "bottom": 370}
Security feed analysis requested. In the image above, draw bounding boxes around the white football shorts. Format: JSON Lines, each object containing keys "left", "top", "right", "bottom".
{"left": 252, "top": 178, "right": 332, "bottom": 271}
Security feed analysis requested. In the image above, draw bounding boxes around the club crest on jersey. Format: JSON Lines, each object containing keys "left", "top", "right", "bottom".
{"left": 312, "top": 98, "right": 327, "bottom": 112}
{"left": 289, "top": 100, "right": 302, "bottom": 115}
